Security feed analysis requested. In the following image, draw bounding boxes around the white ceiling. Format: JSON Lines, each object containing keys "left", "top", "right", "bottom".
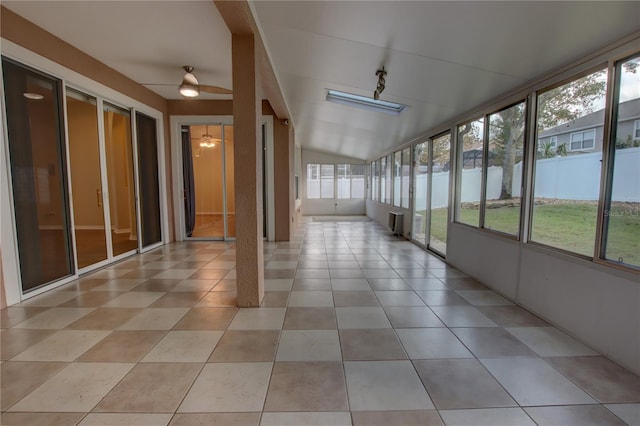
{"left": 4, "top": 1, "right": 640, "bottom": 160}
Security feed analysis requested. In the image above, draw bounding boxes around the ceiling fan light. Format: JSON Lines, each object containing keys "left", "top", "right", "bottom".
{"left": 179, "top": 82, "right": 199, "bottom": 97}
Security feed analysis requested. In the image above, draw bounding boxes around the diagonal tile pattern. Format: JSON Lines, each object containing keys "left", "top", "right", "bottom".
{"left": 1, "top": 218, "right": 638, "bottom": 425}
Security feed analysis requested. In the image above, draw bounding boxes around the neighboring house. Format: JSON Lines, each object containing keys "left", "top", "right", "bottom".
{"left": 538, "top": 98, "right": 640, "bottom": 154}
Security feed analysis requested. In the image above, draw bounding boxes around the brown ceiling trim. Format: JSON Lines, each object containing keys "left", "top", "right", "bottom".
{"left": 167, "top": 99, "right": 276, "bottom": 117}
{"left": 214, "top": 0, "right": 291, "bottom": 123}
{"left": 0, "top": 5, "right": 167, "bottom": 113}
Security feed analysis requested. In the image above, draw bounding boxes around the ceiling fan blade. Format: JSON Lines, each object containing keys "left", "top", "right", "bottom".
{"left": 199, "top": 84, "right": 232, "bottom": 95}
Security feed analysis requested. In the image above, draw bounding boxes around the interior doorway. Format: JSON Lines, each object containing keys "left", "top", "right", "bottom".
{"left": 173, "top": 116, "right": 274, "bottom": 242}
{"left": 182, "top": 124, "right": 235, "bottom": 239}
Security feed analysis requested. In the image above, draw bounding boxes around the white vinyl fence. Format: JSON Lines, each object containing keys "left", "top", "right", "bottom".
{"left": 307, "top": 177, "right": 366, "bottom": 199}
{"left": 416, "top": 147, "right": 640, "bottom": 209}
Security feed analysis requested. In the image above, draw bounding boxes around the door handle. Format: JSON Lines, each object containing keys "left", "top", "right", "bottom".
{"left": 97, "top": 189, "right": 103, "bottom": 207}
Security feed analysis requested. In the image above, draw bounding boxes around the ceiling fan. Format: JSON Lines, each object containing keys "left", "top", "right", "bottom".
{"left": 143, "top": 65, "right": 232, "bottom": 97}
{"left": 196, "top": 125, "right": 220, "bottom": 148}
{"left": 178, "top": 66, "right": 232, "bottom": 97}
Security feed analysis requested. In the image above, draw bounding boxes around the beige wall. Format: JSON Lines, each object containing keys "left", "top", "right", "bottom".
{"left": 274, "top": 116, "right": 292, "bottom": 241}
{"left": 1, "top": 5, "right": 173, "bottom": 242}
{"left": 0, "top": 250, "right": 5, "bottom": 310}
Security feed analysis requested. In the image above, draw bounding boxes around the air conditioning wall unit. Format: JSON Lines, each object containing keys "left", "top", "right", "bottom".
{"left": 388, "top": 211, "right": 403, "bottom": 235}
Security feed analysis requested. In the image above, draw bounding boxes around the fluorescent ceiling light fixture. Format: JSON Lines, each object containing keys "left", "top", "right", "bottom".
{"left": 326, "top": 89, "right": 405, "bottom": 114}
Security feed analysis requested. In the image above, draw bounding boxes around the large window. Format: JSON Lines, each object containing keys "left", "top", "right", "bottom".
{"left": 306, "top": 163, "right": 335, "bottom": 199}
{"left": 401, "top": 147, "right": 410, "bottom": 208}
{"left": 337, "top": 164, "right": 366, "bottom": 199}
{"left": 530, "top": 67, "right": 607, "bottom": 256}
{"left": 393, "top": 150, "right": 402, "bottom": 207}
{"left": 456, "top": 118, "right": 484, "bottom": 226}
{"left": 603, "top": 55, "right": 640, "bottom": 268}
{"left": 483, "top": 101, "right": 526, "bottom": 236}
{"left": 307, "top": 163, "right": 365, "bottom": 200}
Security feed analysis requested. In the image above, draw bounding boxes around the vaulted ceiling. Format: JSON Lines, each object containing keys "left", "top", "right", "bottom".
{"left": 4, "top": 1, "right": 639, "bottom": 160}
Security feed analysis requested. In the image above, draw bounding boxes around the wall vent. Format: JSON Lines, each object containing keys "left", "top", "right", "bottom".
{"left": 388, "top": 211, "right": 403, "bottom": 235}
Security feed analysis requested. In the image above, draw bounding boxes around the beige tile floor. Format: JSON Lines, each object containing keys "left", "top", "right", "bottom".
{"left": 1, "top": 218, "right": 639, "bottom": 426}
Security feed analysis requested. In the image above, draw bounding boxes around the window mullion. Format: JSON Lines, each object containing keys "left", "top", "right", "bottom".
{"left": 479, "top": 115, "right": 490, "bottom": 229}
{"left": 596, "top": 59, "right": 619, "bottom": 262}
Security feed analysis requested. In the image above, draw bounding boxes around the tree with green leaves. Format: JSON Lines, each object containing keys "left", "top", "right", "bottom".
{"left": 492, "top": 70, "right": 607, "bottom": 199}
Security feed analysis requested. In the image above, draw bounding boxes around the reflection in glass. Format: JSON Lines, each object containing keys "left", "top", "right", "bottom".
{"left": 604, "top": 56, "right": 640, "bottom": 267}
{"left": 67, "top": 89, "right": 107, "bottom": 268}
{"left": 531, "top": 69, "right": 607, "bottom": 255}
{"left": 103, "top": 103, "right": 138, "bottom": 255}
{"left": 484, "top": 102, "right": 526, "bottom": 236}
{"left": 2, "top": 58, "right": 73, "bottom": 291}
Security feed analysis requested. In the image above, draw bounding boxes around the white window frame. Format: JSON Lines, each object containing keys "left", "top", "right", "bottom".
{"left": 569, "top": 128, "right": 596, "bottom": 151}
{"left": 634, "top": 119, "right": 640, "bottom": 140}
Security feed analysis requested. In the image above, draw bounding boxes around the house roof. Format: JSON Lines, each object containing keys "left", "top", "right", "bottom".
{"left": 539, "top": 98, "right": 640, "bottom": 138}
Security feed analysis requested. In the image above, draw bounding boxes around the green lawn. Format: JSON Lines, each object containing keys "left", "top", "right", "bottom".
{"left": 422, "top": 203, "right": 640, "bottom": 267}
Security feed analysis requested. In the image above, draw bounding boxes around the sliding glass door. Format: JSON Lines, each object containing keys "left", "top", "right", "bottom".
{"left": 2, "top": 58, "right": 73, "bottom": 292}
{"left": 103, "top": 102, "right": 138, "bottom": 256}
{"left": 411, "top": 132, "right": 451, "bottom": 257}
{"left": 3, "top": 57, "right": 163, "bottom": 295}
{"left": 136, "top": 112, "right": 162, "bottom": 248}
{"left": 66, "top": 89, "right": 109, "bottom": 269}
